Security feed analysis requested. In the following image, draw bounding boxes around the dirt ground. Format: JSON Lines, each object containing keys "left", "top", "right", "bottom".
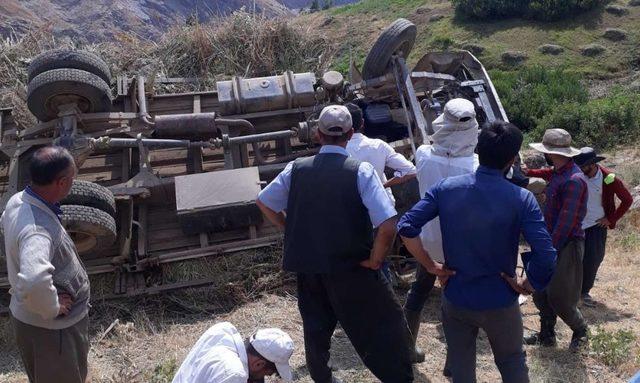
{"left": 1, "top": 149, "right": 639, "bottom": 383}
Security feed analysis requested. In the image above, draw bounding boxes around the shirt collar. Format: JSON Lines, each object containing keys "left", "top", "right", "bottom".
{"left": 351, "top": 133, "right": 365, "bottom": 141}
{"left": 554, "top": 160, "right": 575, "bottom": 175}
{"left": 319, "top": 145, "right": 349, "bottom": 156}
{"left": 25, "top": 186, "right": 63, "bottom": 218}
{"left": 476, "top": 165, "right": 504, "bottom": 177}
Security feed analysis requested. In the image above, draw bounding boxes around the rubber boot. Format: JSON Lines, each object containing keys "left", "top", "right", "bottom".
{"left": 404, "top": 308, "right": 426, "bottom": 363}
{"left": 524, "top": 317, "right": 557, "bottom": 347}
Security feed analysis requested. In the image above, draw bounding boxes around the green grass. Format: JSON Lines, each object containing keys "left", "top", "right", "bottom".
{"left": 590, "top": 327, "right": 639, "bottom": 367}
{"left": 320, "top": 0, "right": 640, "bottom": 78}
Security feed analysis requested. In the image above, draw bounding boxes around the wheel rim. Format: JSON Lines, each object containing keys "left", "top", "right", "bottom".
{"left": 45, "top": 93, "right": 91, "bottom": 116}
{"left": 67, "top": 230, "right": 98, "bottom": 253}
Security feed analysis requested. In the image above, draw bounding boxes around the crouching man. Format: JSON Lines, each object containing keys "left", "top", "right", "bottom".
{"left": 398, "top": 121, "right": 557, "bottom": 383}
{"left": 172, "top": 322, "right": 294, "bottom": 383}
{"left": 1, "top": 146, "right": 90, "bottom": 383}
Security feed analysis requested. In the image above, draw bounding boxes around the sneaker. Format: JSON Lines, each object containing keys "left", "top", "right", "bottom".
{"left": 569, "top": 329, "right": 588, "bottom": 352}
{"left": 523, "top": 332, "right": 557, "bottom": 347}
{"left": 581, "top": 293, "right": 596, "bottom": 307}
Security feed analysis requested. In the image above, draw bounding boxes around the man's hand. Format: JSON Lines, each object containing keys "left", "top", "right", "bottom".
{"left": 597, "top": 217, "right": 611, "bottom": 228}
{"left": 360, "top": 258, "right": 382, "bottom": 270}
{"left": 57, "top": 293, "right": 73, "bottom": 316}
{"left": 501, "top": 273, "right": 535, "bottom": 295}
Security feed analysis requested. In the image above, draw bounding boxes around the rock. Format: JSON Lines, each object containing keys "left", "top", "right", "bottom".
{"left": 462, "top": 43, "right": 485, "bottom": 55}
{"left": 603, "top": 28, "right": 628, "bottom": 41}
{"left": 538, "top": 44, "right": 564, "bottom": 55}
{"left": 524, "top": 153, "right": 547, "bottom": 169}
{"left": 630, "top": 80, "right": 640, "bottom": 91}
{"left": 580, "top": 44, "right": 606, "bottom": 57}
{"left": 415, "top": 6, "right": 431, "bottom": 14}
{"left": 527, "top": 177, "right": 548, "bottom": 195}
{"left": 429, "top": 14, "right": 445, "bottom": 22}
{"left": 501, "top": 51, "right": 528, "bottom": 65}
{"left": 320, "top": 17, "right": 334, "bottom": 27}
{"left": 630, "top": 0, "right": 640, "bottom": 6}
{"left": 605, "top": 4, "right": 629, "bottom": 15}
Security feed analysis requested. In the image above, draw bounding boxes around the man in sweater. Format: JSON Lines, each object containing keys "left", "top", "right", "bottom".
{"left": 1, "top": 146, "right": 90, "bottom": 383}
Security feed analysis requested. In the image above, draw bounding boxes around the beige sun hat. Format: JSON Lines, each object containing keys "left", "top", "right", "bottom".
{"left": 529, "top": 128, "right": 581, "bottom": 157}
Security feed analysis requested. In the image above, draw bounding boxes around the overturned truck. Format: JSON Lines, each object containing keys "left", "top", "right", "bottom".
{"left": 0, "top": 19, "right": 508, "bottom": 297}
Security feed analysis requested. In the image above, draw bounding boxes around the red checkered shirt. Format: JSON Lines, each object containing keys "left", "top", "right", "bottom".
{"left": 543, "top": 161, "right": 588, "bottom": 249}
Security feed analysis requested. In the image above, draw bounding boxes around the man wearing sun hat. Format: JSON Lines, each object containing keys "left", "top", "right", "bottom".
{"left": 172, "top": 321, "right": 294, "bottom": 383}
{"left": 525, "top": 128, "right": 589, "bottom": 351}
{"left": 256, "top": 105, "right": 416, "bottom": 382}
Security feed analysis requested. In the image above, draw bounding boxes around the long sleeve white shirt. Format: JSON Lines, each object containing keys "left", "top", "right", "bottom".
{"left": 346, "top": 133, "right": 416, "bottom": 204}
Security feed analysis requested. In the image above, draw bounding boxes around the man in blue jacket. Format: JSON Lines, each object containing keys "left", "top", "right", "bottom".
{"left": 398, "top": 121, "right": 557, "bottom": 383}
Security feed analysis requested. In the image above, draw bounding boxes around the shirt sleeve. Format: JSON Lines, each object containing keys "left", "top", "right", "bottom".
{"left": 382, "top": 142, "right": 416, "bottom": 178}
{"left": 397, "top": 183, "right": 440, "bottom": 238}
{"left": 552, "top": 176, "right": 586, "bottom": 249}
{"left": 520, "top": 192, "right": 557, "bottom": 291}
{"left": 357, "top": 162, "right": 397, "bottom": 227}
{"left": 611, "top": 177, "right": 633, "bottom": 225}
{"left": 15, "top": 231, "right": 59, "bottom": 320}
{"left": 257, "top": 161, "right": 294, "bottom": 213}
{"left": 526, "top": 168, "right": 553, "bottom": 182}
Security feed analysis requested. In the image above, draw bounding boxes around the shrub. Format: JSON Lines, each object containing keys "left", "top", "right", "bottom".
{"left": 534, "top": 89, "right": 640, "bottom": 150}
{"left": 451, "top": 0, "right": 604, "bottom": 21}
{"left": 491, "top": 66, "right": 588, "bottom": 131}
{"left": 589, "top": 327, "right": 637, "bottom": 367}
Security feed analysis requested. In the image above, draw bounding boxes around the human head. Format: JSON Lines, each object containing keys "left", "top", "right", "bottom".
{"left": 477, "top": 120, "right": 523, "bottom": 171}
{"left": 245, "top": 328, "right": 294, "bottom": 381}
{"left": 345, "top": 102, "right": 364, "bottom": 132}
{"left": 317, "top": 105, "right": 353, "bottom": 146}
{"left": 529, "top": 129, "right": 580, "bottom": 163}
{"left": 430, "top": 98, "right": 479, "bottom": 157}
{"left": 574, "top": 147, "right": 605, "bottom": 178}
{"left": 29, "top": 146, "right": 77, "bottom": 202}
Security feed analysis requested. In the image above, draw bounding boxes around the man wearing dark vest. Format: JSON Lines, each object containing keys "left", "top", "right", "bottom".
{"left": 256, "top": 105, "right": 416, "bottom": 382}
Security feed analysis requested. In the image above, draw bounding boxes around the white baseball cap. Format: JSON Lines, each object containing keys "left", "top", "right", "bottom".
{"left": 250, "top": 328, "right": 294, "bottom": 381}
{"left": 317, "top": 105, "right": 352, "bottom": 136}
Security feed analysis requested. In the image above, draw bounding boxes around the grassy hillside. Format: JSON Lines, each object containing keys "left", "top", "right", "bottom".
{"left": 298, "top": 0, "right": 640, "bottom": 79}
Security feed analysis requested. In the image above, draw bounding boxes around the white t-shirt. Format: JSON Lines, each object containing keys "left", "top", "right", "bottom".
{"left": 172, "top": 322, "right": 249, "bottom": 383}
{"left": 416, "top": 145, "right": 479, "bottom": 263}
{"left": 346, "top": 133, "right": 416, "bottom": 204}
{"left": 582, "top": 168, "right": 605, "bottom": 229}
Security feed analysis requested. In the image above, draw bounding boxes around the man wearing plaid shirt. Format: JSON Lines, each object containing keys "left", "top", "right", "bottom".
{"left": 525, "top": 129, "right": 589, "bottom": 351}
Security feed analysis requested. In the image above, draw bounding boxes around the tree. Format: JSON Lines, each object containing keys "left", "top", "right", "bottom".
{"left": 310, "top": 0, "right": 320, "bottom": 11}
{"left": 322, "top": 0, "right": 334, "bottom": 10}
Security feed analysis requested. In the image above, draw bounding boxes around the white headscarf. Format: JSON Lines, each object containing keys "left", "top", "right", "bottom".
{"left": 431, "top": 98, "right": 479, "bottom": 157}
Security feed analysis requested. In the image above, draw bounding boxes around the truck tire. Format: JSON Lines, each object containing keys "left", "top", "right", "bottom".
{"left": 61, "top": 205, "right": 116, "bottom": 255}
{"left": 27, "top": 68, "right": 112, "bottom": 122}
{"left": 61, "top": 180, "right": 116, "bottom": 218}
{"left": 28, "top": 49, "right": 112, "bottom": 84}
{"left": 362, "top": 18, "right": 417, "bottom": 80}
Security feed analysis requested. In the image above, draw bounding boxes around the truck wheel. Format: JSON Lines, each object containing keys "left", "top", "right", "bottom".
{"left": 362, "top": 18, "right": 417, "bottom": 80}
{"left": 61, "top": 180, "right": 116, "bottom": 218}
{"left": 61, "top": 205, "right": 116, "bottom": 255}
{"left": 28, "top": 49, "right": 112, "bottom": 84}
{"left": 27, "top": 68, "right": 112, "bottom": 122}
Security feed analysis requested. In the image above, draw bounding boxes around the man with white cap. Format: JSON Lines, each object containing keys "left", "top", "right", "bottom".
{"left": 403, "top": 98, "right": 480, "bottom": 365}
{"left": 256, "top": 105, "right": 419, "bottom": 382}
{"left": 172, "top": 321, "right": 294, "bottom": 383}
{"left": 525, "top": 128, "right": 589, "bottom": 351}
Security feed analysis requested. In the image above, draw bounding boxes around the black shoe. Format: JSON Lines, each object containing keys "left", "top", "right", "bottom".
{"left": 524, "top": 332, "right": 557, "bottom": 347}
{"left": 569, "top": 328, "right": 588, "bottom": 352}
{"left": 581, "top": 293, "right": 596, "bottom": 307}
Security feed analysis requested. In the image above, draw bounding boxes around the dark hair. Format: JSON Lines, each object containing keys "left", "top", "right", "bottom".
{"left": 245, "top": 338, "right": 278, "bottom": 372}
{"left": 345, "top": 102, "right": 364, "bottom": 132}
{"left": 477, "top": 121, "right": 523, "bottom": 169}
{"left": 29, "top": 146, "right": 75, "bottom": 186}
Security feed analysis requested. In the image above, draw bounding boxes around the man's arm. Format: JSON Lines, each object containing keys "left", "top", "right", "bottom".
{"left": 256, "top": 199, "right": 286, "bottom": 230}
{"left": 525, "top": 167, "right": 553, "bottom": 182}
{"left": 397, "top": 185, "right": 455, "bottom": 279}
{"left": 609, "top": 177, "right": 634, "bottom": 227}
{"left": 382, "top": 142, "right": 417, "bottom": 188}
{"left": 551, "top": 177, "right": 586, "bottom": 250}
{"left": 15, "top": 232, "right": 61, "bottom": 320}
{"left": 361, "top": 216, "right": 397, "bottom": 270}
{"left": 255, "top": 162, "right": 294, "bottom": 230}
{"left": 519, "top": 193, "right": 557, "bottom": 292}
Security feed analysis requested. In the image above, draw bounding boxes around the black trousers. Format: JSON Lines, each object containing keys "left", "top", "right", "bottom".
{"left": 297, "top": 268, "right": 414, "bottom": 383}
{"left": 405, "top": 264, "right": 437, "bottom": 312}
{"left": 582, "top": 225, "right": 608, "bottom": 295}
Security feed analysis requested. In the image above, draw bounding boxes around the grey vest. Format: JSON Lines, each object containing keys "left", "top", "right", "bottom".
{"left": 283, "top": 153, "right": 374, "bottom": 273}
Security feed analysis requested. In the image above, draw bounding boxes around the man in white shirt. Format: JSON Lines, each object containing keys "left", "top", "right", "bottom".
{"left": 345, "top": 103, "right": 417, "bottom": 282}
{"left": 345, "top": 102, "right": 416, "bottom": 205}
{"left": 172, "top": 322, "right": 294, "bottom": 383}
{"left": 404, "top": 98, "right": 480, "bottom": 366}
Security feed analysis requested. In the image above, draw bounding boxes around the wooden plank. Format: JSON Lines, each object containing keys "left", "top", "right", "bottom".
{"left": 137, "top": 204, "right": 148, "bottom": 257}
